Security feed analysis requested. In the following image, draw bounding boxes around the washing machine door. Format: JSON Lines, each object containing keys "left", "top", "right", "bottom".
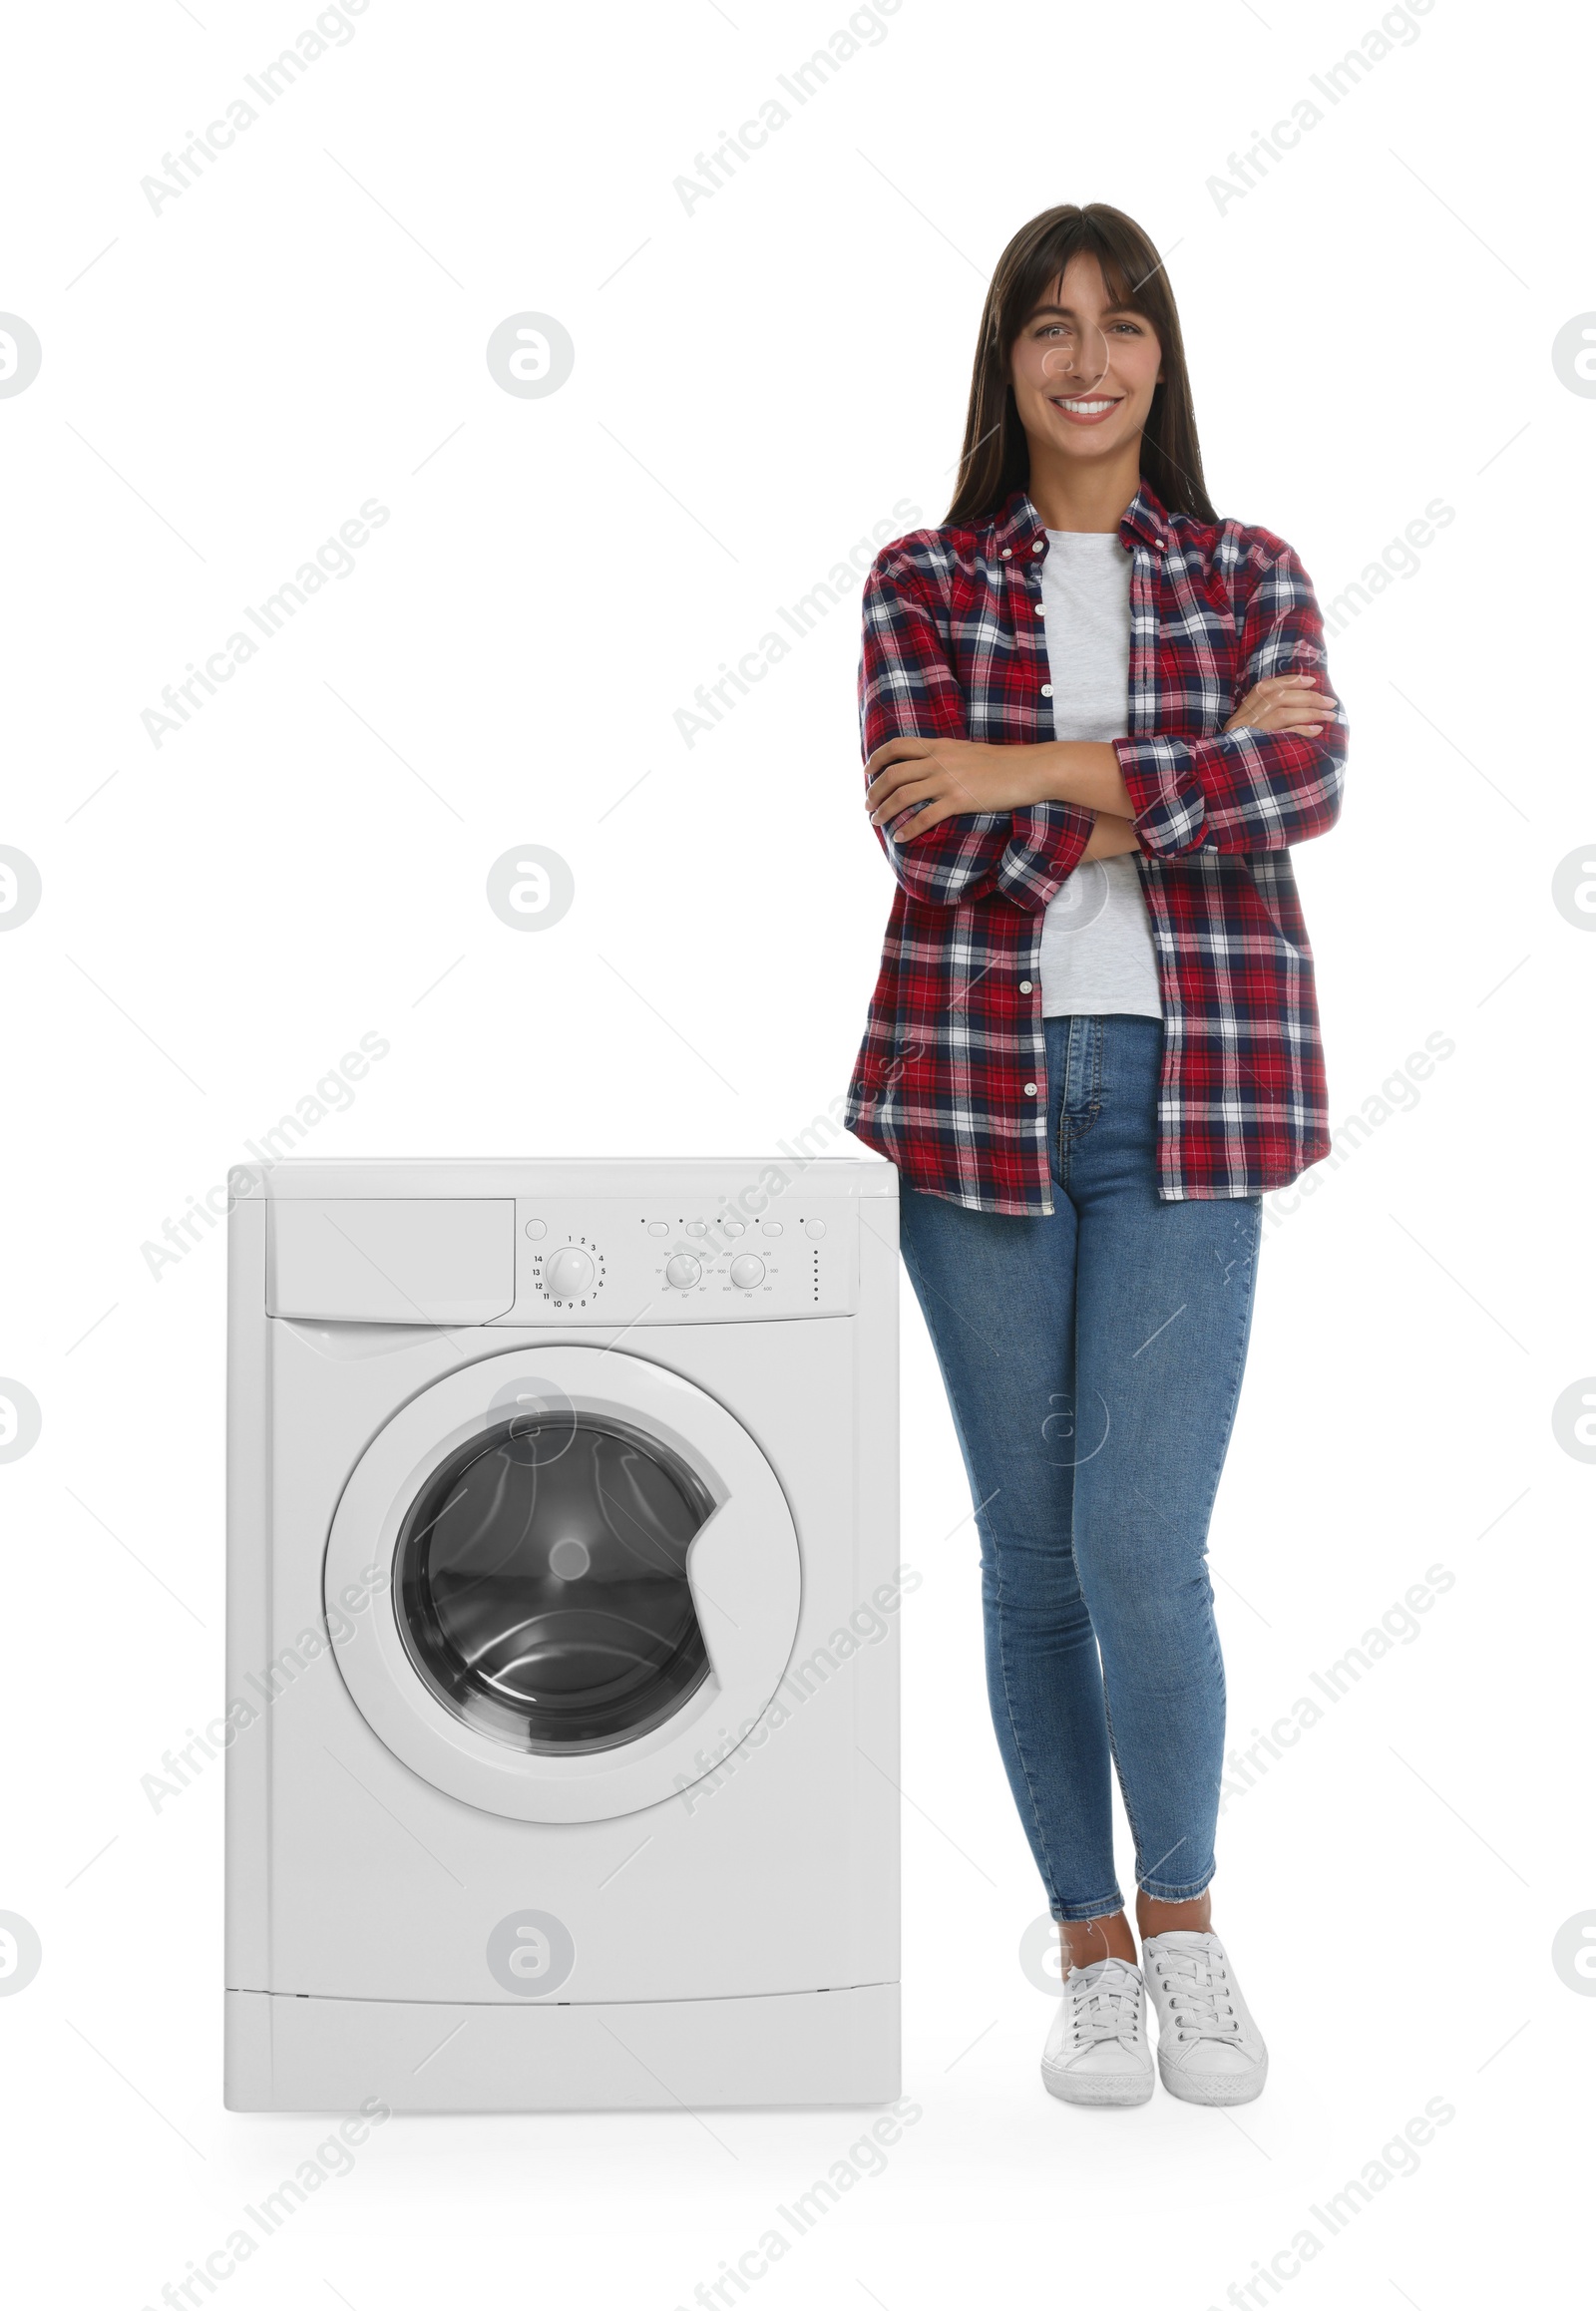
{"left": 324, "top": 1347, "right": 801, "bottom": 1822}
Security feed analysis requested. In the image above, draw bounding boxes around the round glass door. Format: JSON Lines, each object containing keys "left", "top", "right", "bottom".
{"left": 394, "top": 1408, "right": 713, "bottom": 1754}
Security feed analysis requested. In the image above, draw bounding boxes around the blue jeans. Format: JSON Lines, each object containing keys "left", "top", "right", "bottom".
{"left": 898, "top": 1014, "right": 1261, "bottom": 1921}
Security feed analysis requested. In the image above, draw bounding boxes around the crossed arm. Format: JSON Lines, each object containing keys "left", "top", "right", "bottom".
{"left": 858, "top": 544, "right": 1347, "bottom": 910}
{"left": 866, "top": 676, "right": 1335, "bottom": 861}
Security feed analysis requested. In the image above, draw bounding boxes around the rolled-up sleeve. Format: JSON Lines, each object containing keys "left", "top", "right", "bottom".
{"left": 861, "top": 553, "right": 1093, "bottom": 910}
{"left": 1113, "top": 542, "right": 1347, "bottom": 858}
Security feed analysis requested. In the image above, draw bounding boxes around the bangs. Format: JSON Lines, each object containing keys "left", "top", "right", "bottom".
{"left": 1009, "top": 220, "right": 1150, "bottom": 336}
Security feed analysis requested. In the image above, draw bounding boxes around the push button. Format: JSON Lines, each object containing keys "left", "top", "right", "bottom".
{"left": 647, "top": 1222, "right": 668, "bottom": 1237}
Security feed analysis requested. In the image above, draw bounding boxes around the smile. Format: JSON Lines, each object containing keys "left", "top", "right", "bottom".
{"left": 1050, "top": 395, "right": 1122, "bottom": 423}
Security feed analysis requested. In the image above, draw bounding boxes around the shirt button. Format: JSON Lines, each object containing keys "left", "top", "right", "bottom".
{"left": 1023, "top": 1082, "right": 1037, "bottom": 1097}
{"left": 1034, "top": 605, "right": 1044, "bottom": 617}
{"left": 1040, "top": 683, "right": 1053, "bottom": 696}
{"left": 1031, "top": 541, "right": 1043, "bottom": 553}
{"left": 1019, "top": 979, "right": 1033, "bottom": 992}
{"left": 1000, "top": 547, "right": 1012, "bottom": 559}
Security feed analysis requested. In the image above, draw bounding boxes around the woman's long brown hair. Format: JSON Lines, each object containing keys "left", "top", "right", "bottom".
{"left": 947, "top": 202, "right": 1217, "bottom": 527}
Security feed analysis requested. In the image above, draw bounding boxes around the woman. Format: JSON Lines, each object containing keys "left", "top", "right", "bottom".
{"left": 846, "top": 202, "right": 1345, "bottom": 2109}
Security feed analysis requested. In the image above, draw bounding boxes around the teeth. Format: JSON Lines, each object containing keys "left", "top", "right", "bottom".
{"left": 1057, "top": 397, "right": 1115, "bottom": 413}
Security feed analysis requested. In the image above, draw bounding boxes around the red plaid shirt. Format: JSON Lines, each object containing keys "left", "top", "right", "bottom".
{"left": 845, "top": 479, "right": 1346, "bottom": 1214}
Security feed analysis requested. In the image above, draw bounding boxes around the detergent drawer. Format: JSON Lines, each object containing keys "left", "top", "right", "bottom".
{"left": 266, "top": 1198, "right": 517, "bottom": 1325}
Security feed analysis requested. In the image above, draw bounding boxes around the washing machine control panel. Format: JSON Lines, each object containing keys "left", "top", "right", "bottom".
{"left": 500, "top": 1198, "right": 859, "bottom": 1324}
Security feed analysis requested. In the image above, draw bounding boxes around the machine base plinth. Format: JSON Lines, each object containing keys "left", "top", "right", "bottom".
{"left": 223, "top": 1984, "right": 901, "bottom": 2113}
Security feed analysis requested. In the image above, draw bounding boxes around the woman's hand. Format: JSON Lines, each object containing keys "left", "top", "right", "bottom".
{"left": 1225, "top": 671, "right": 1336, "bottom": 737}
{"left": 866, "top": 735, "right": 1048, "bottom": 838}
{"left": 866, "top": 734, "right": 1132, "bottom": 838}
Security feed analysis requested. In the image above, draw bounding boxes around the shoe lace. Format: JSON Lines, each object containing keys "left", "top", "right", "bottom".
{"left": 1067, "top": 1961, "right": 1142, "bottom": 2047}
{"left": 1152, "top": 1945, "right": 1240, "bottom": 2043}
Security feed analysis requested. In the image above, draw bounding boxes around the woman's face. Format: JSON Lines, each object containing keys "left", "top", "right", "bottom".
{"left": 1008, "top": 253, "right": 1164, "bottom": 468}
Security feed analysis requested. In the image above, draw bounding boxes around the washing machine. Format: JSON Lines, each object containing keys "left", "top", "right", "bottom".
{"left": 223, "top": 1156, "right": 901, "bottom": 2113}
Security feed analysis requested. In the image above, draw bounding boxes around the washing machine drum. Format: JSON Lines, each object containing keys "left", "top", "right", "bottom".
{"left": 324, "top": 1345, "right": 802, "bottom": 1822}
{"left": 396, "top": 1413, "right": 712, "bottom": 1754}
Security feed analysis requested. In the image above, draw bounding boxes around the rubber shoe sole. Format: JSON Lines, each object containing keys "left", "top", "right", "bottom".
{"left": 1043, "top": 2057, "right": 1155, "bottom": 2107}
{"left": 1156, "top": 2046, "right": 1269, "bottom": 2107}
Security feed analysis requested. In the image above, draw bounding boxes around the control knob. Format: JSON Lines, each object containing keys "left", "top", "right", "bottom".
{"left": 544, "top": 1246, "right": 596, "bottom": 1301}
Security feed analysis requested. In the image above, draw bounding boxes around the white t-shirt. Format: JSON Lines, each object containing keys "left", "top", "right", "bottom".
{"left": 1035, "top": 530, "right": 1163, "bottom": 1020}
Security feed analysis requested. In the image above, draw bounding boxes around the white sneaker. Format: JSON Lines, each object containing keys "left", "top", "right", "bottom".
{"left": 1040, "top": 1957, "right": 1155, "bottom": 2107}
{"left": 1141, "top": 1929, "right": 1268, "bottom": 2106}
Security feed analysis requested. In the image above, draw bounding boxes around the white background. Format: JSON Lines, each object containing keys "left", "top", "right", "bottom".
{"left": 1, "top": 0, "right": 1590, "bottom": 2303}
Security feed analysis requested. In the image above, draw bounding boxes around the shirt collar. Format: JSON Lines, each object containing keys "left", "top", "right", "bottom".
{"left": 991, "top": 475, "right": 1172, "bottom": 557}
